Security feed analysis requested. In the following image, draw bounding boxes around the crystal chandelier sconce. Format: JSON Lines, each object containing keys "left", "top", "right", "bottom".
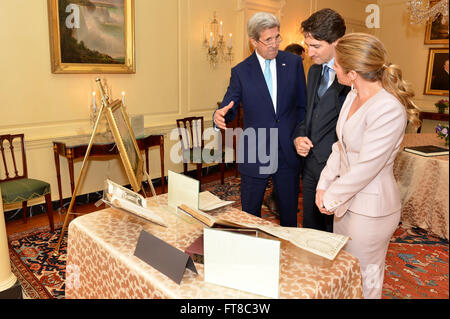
{"left": 407, "top": 0, "right": 449, "bottom": 24}
{"left": 202, "top": 12, "right": 233, "bottom": 68}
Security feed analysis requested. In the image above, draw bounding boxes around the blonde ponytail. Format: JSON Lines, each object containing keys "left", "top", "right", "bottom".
{"left": 381, "top": 63, "right": 421, "bottom": 128}
{"left": 336, "top": 33, "right": 421, "bottom": 129}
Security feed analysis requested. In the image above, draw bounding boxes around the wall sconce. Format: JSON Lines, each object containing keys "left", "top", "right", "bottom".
{"left": 202, "top": 12, "right": 233, "bottom": 68}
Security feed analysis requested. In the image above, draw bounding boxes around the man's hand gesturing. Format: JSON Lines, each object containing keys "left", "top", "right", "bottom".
{"left": 214, "top": 101, "right": 234, "bottom": 130}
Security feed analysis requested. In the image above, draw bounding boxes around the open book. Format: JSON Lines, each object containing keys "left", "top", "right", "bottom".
{"left": 103, "top": 179, "right": 167, "bottom": 227}
{"left": 178, "top": 205, "right": 349, "bottom": 260}
{"left": 199, "top": 191, "right": 234, "bottom": 211}
{"left": 178, "top": 204, "right": 242, "bottom": 228}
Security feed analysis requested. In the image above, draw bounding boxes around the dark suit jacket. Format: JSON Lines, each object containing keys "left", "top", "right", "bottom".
{"left": 294, "top": 64, "right": 350, "bottom": 164}
{"left": 219, "top": 50, "right": 307, "bottom": 178}
{"left": 431, "top": 69, "right": 449, "bottom": 91}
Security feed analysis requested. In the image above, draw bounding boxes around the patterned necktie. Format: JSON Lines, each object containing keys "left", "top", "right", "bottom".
{"left": 317, "top": 65, "right": 330, "bottom": 98}
{"left": 264, "top": 59, "right": 273, "bottom": 99}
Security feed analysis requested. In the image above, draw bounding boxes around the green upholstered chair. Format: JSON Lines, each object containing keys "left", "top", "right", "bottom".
{"left": 176, "top": 116, "right": 224, "bottom": 187}
{"left": 0, "top": 134, "right": 54, "bottom": 232}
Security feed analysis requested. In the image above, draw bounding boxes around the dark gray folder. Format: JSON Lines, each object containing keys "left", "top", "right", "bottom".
{"left": 134, "top": 230, "right": 197, "bottom": 285}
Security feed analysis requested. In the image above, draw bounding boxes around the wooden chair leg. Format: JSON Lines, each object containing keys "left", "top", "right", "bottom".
{"left": 45, "top": 193, "right": 55, "bottom": 232}
{"left": 183, "top": 163, "right": 188, "bottom": 175}
{"left": 22, "top": 201, "right": 28, "bottom": 223}
{"left": 219, "top": 163, "right": 225, "bottom": 184}
{"left": 196, "top": 163, "right": 202, "bottom": 187}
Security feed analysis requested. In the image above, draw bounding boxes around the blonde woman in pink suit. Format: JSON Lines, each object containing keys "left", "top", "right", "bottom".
{"left": 315, "top": 33, "right": 420, "bottom": 299}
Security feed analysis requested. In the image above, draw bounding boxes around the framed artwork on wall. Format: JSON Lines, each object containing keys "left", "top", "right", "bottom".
{"left": 47, "top": 0, "right": 135, "bottom": 74}
{"left": 424, "top": 1, "right": 449, "bottom": 44}
{"left": 424, "top": 48, "right": 449, "bottom": 96}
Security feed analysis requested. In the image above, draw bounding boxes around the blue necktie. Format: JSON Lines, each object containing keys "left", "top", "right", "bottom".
{"left": 264, "top": 59, "right": 273, "bottom": 100}
{"left": 318, "top": 65, "right": 330, "bottom": 98}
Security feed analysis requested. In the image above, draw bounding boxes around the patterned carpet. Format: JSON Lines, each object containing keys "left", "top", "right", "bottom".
{"left": 8, "top": 176, "right": 449, "bottom": 299}
{"left": 8, "top": 225, "right": 66, "bottom": 299}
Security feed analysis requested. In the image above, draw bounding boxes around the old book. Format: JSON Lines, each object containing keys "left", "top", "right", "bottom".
{"left": 184, "top": 235, "right": 204, "bottom": 264}
{"left": 178, "top": 204, "right": 241, "bottom": 228}
{"left": 404, "top": 145, "right": 449, "bottom": 157}
{"left": 103, "top": 179, "right": 167, "bottom": 227}
{"left": 199, "top": 191, "right": 234, "bottom": 211}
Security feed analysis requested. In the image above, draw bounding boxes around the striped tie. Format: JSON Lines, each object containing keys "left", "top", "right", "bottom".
{"left": 317, "top": 65, "right": 330, "bottom": 98}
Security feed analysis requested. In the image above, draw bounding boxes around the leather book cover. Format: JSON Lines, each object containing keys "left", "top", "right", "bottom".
{"left": 185, "top": 234, "right": 204, "bottom": 264}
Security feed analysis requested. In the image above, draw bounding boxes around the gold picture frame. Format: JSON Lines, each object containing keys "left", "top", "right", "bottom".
{"left": 424, "top": 48, "right": 449, "bottom": 96}
{"left": 424, "top": 1, "right": 449, "bottom": 45}
{"left": 105, "top": 99, "right": 143, "bottom": 192}
{"left": 47, "top": 0, "right": 135, "bottom": 74}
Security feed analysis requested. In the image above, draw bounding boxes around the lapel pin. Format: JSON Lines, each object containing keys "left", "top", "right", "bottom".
{"left": 282, "top": 63, "right": 286, "bottom": 67}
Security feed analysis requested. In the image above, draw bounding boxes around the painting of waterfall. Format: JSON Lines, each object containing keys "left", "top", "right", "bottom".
{"left": 48, "top": 0, "right": 135, "bottom": 73}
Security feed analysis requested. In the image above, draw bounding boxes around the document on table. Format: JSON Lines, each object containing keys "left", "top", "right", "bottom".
{"left": 199, "top": 191, "right": 234, "bottom": 211}
{"left": 168, "top": 170, "right": 199, "bottom": 210}
{"left": 256, "top": 225, "right": 349, "bottom": 261}
{"left": 103, "top": 179, "right": 167, "bottom": 227}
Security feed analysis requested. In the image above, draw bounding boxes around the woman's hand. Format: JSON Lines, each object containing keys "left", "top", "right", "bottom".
{"left": 316, "top": 189, "right": 334, "bottom": 215}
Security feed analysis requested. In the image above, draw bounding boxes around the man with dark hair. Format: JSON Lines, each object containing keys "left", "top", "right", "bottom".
{"left": 293, "top": 8, "right": 350, "bottom": 232}
{"left": 285, "top": 43, "right": 305, "bottom": 59}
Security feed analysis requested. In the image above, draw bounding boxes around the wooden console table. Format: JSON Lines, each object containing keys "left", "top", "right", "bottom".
{"left": 418, "top": 111, "right": 449, "bottom": 133}
{"left": 53, "top": 134, "right": 165, "bottom": 210}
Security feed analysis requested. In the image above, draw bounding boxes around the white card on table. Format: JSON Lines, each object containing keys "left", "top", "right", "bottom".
{"left": 204, "top": 228, "right": 280, "bottom": 298}
{"left": 167, "top": 170, "right": 199, "bottom": 210}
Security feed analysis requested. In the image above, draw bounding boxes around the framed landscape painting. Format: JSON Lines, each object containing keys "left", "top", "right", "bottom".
{"left": 48, "top": 0, "right": 135, "bottom": 74}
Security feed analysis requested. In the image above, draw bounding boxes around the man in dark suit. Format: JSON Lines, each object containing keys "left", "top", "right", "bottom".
{"left": 431, "top": 59, "right": 449, "bottom": 91}
{"left": 293, "top": 9, "right": 350, "bottom": 232}
{"left": 263, "top": 42, "right": 307, "bottom": 216}
{"left": 214, "top": 12, "right": 307, "bottom": 227}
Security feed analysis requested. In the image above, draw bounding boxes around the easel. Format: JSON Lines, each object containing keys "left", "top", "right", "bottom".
{"left": 53, "top": 78, "right": 156, "bottom": 255}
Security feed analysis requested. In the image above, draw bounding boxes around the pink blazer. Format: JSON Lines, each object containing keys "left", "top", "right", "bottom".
{"left": 317, "top": 89, "right": 407, "bottom": 218}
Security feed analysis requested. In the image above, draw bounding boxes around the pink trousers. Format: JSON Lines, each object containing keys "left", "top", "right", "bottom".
{"left": 334, "top": 210, "right": 400, "bottom": 299}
